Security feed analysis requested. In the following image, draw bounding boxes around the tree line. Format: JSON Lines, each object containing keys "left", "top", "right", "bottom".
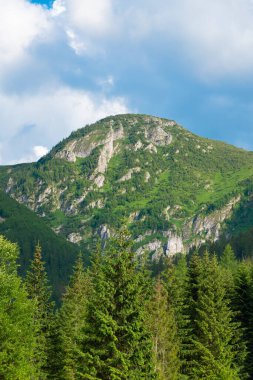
{"left": 0, "top": 232, "right": 253, "bottom": 379}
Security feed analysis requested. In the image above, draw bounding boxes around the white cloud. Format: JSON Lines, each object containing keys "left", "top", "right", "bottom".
{"left": 66, "top": 28, "right": 88, "bottom": 55}
{"left": 0, "top": 86, "right": 129, "bottom": 164}
{"left": 65, "top": 0, "right": 113, "bottom": 35}
{"left": 55, "top": 0, "right": 253, "bottom": 76}
{"left": 1, "top": 0, "right": 253, "bottom": 164}
{"left": 10, "top": 145, "right": 49, "bottom": 165}
{"left": 0, "top": 0, "right": 50, "bottom": 73}
{"left": 122, "top": 0, "right": 253, "bottom": 76}
{"left": 161, "top": 0, "right": 253, "bottom": 76}
{"left": 51, "top": 0, "right": 66, "bottom": 17}
{"left": 33, "top": 145, "right": 49, "bottom": 159}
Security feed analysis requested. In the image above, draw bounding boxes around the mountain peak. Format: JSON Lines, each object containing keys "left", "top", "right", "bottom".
{"left": 53, "top": 114, "right": 178, "bottom": 164}
{"left": 1, "top": 113, "right": 253, "bottom": 259}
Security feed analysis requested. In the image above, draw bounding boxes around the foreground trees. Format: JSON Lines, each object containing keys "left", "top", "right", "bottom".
{"left": 1, "top": 233, "right": 253, "bottom": 379}
{"left": 187, "top": 252, "right": 246, "bottom": 379}
{"left": 0, "top": 236, "right": 37, "bottom": 379}
{"left": 147, "top": 277, "right": 180, "bottom": 380}
{"left": 57, "top": 254, "right": 91, "bottom": 379}
{"left": 81, "top": 232, "right": 156, "bottom": 379}
{"left": 26, "top": 243, "right": 55, "bottom": 378}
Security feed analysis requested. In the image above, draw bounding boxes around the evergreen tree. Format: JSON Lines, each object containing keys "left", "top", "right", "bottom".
{"left": 234, "top": 261, "right": 253, "bottom": 379}
{"left": 164, "top": 255, "right": 191, "bottom": 378}
{"left": 220, "top": 244, "right": 238, "bottom": 273}
{"left": 26, "top": 243, "right": 55, "bottom": 378}
{"left": 220, "top": 244, "right": 238, "bottom": 296}
{"left": 58, "top": 254, "right": 91, "bottom": 379}
{"left": 147, "top": 277, "right": 180, "bottom": 380}
{"left": 81, "top": 230, "right": 157, "bottom": 379}
{"left": 0, "top": 235, "right": 38, "bottom": 379}
{"left": 189, "top": 252, "right": 246, "bottom": 380}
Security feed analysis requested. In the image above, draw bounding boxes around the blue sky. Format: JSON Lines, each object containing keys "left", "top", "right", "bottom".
{"left": 1, "top": 0, "right": 253, "bottom": 164}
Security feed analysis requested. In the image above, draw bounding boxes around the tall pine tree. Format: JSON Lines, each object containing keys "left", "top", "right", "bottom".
{"left": 81, "top": 231, "right": 157, "bottom": 379}
{"left": 0, "top": 235, "right": 38, "bottom": 379}
{"left": 147, "top": 276, "right": 180, "bottom": 380}
{"left": 164, "top": 255, "right": 191, "bottom": 378}
{"left": 188, "top": 252, "right": 246, "bottom": 380}
{"left": 58, "top": 253, "right": 91, "bottom": 379}
{"left": 234, "top": 261, "right": 253, "bottom": 379}
{"left": 26, "top": 243, "right": 55, "bottom": 378}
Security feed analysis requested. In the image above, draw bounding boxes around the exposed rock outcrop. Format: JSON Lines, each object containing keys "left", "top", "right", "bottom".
{"left": 118, "top": 167, "right": 141, "bottom": 182}
{"left": 98, "top": 225, "right": 110, "bottom": 240}
{"left": 55, "top": 126, "right": 124, "bottom": 165}
{"left": 68, "top": 232, "right": 83, "bottom": 244}
{"left": 164, "top": 231, "right": 185, "bottom": 256}
{"left": 136, "top": 239, "right": 163, "bottom": 257}
{"left": 145, "top": 126, "right": 173, "bottom": 146}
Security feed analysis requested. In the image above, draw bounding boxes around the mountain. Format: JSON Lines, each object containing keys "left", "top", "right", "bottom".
{"left": 0, "top": 190, "right": 78, "bottom": 299}
{"left": 1, "top": 114, "right": 253, "bottom": 260}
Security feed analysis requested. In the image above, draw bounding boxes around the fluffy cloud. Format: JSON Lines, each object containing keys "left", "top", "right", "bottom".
{"left": 65, "top": 0, "right": 113, "bottom": 35}
{"left": 10, "top": 145, "right": 49, "bottom": 165}
{"left": 0, "top": 0, "right": 50, "bottom": 74}
{"left": 1, "top": 0, "right": 253, "bottom": 164}
{"left": 0, "top": 86, "right": 128, "bottom": 164}
{"left": 160, "top": 0, "right": 253, "bottom": 76}
{"left": 56, "top": 0, "right": 253, "bottom": 76}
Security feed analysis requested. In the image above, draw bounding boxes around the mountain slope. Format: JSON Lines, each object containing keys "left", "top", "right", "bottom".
{"left": 1, "top": 114, "right": 253, "bottom": 259}
{"left": 0, "top": 190, "right": 78, "bottom": 298}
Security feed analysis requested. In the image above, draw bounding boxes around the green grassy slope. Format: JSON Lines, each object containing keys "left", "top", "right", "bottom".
{"left": 0, "top": 190, "right": 79, "bottom": 299}
{"left": 1, "top": 114, "right": 253, "bottom": 254}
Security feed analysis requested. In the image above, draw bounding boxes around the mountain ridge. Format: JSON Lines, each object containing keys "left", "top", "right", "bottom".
{"left": 1, "top": 113, "right": 253, "bottom": 260}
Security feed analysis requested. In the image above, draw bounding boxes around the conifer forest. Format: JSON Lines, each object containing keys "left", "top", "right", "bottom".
{"left": 1, "top": 230, "right": 253, "bottom": 380}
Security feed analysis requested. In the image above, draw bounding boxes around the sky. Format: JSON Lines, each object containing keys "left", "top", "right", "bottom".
{"left": 1, "top": 0, "right": 253, "bottom": 164}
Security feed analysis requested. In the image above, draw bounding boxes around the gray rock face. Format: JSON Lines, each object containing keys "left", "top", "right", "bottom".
{"left": 68, "top": 232, "right": 83, "bottom": 243}
{"left": 150, "top": 196, "right": 241, "bottom": 257}
{"left": 93, "top": 174, "right": 105, "bottom": 188}
{"left": 164, "top": 231, "right": 185, "bottom": 256}
{"left": 136, "top": 239, "right": 163, "bottom": 258}
{"left": 190, "top": 196, "right": 240, "bottom": 243}
{"left": 98, "top": 225, "right": 110, "bottom": 240}
{"left": 95, "top": 127, "right": 124, "bottom": 174}
{"left": 145, "top": 126, "right": 173, "bottom": 146}
{"left": 55, "top": 126, "right": 124, "bottom": 164}
{"left": 118, "top": 167, "right": 141, "bottom": 182}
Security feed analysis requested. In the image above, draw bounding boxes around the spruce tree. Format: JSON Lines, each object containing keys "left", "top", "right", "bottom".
{"left": 164, "top": 255, "right": 191, "bottom": 378}
{"left": 189, "top": 252, "right": 246, "bottom": 380}
{"left": 81, "top": 230, "right": 157, "bottom": 379}
{"left": 220, "top": 244, "right": 238, "bottom": 297}
{"left": 234, "top": 261, "right": 253, "bottom": 379}
{"left": 26, "top": 243, "right": 54, "bottom": 378}
{"left": 0, "top": 235, "right": 38, "bottom": 379}
{"left": 147, "top": 277, "right": 180, "bottom": 380}
{"left": 58, "top": 254, "right": 91, "bottom": 379}
{"left": 220, "top": 244, "right": 238, "bottom": 273}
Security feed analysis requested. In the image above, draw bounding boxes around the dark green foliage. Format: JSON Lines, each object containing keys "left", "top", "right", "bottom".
{"left": 2, "top": 229, "right": 253, "bottom": 379}
{"left": 0, "top": 190, "right": 78, "bottom": 300}
{"left": 188, "top": 252, "right": 246, "bottom": 380}
{"left": 163, "top": 255, "right": 191, "bottom": 378}
{"left": 26, "top": 244, "right": 55, "bottom": 378}
{"left": 81, "top": 231, "right": 157, "bottom": 379}
{"left": 233, "top": 262, "right": 253, "bottom": 379}
{"left": 147, "top": 277, "right": 180, "bottom": 380}
{"left": 0, "top": 235, "right": 38, "bottom": 379}
{"left": 57, "top": 254, "right": 91, "bottom": 379}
